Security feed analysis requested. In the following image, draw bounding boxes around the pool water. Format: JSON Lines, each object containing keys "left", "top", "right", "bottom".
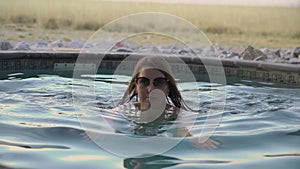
{"left": 0, "top": 75, "right": 299, "bottom": 169}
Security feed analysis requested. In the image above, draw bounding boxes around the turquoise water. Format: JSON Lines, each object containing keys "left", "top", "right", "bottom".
{"left": 0, "top": 75, "right": 299, "bottom": 169}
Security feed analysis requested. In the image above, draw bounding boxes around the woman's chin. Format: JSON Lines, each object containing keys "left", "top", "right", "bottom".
{"left": 140, "top": 100, "right": 150, "bottom": 110}
{"left": 144, "top": 97, "right": 150, "bottom": 102}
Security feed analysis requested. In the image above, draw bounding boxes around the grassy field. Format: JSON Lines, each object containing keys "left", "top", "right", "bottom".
{"left": 0, "top": 0, "right": 299, "bottom": 48}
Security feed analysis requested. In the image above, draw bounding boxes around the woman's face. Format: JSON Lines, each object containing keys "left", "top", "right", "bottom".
{"left": 135, "top": 68, "right": 169, "bottom": 110}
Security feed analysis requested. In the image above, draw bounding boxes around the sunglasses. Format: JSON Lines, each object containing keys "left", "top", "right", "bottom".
{"left": 136, "top": 77, "right": 169, "bottom": 88}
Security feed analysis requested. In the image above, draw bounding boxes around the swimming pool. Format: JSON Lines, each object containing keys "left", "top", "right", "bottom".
{"left": 0, "top": 74, "right": 299, "bottom": 169}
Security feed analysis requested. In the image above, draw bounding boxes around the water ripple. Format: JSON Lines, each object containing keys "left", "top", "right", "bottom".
{"left": 0, "top": 75, "right": 299, "bottom": 169}
{"left": 0, "top": 140, "right": 70, "bottom": 150}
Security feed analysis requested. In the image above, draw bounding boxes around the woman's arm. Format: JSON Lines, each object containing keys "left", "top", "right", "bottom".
{"left": 174, "top": 127, "right": 220, "bottom": 149}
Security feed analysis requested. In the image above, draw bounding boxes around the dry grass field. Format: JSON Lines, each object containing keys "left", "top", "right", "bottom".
{"left": 0, "top": 0, "right": 299, "bottom": 48}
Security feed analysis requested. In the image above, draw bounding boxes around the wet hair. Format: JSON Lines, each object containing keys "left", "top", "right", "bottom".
{"left": 118, "top": 55, "right": 192, "bottom": 111}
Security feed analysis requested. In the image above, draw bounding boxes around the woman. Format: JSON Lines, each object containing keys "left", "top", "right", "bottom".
{"left": 118, "top": 55, "right": 219, "bottom": 149}
{"left": 119, "top": 55, "right": 189, "bottom": 110}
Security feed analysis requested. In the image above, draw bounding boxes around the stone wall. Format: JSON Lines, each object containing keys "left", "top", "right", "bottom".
{"left": 0, "top": 52, "right": 299, "bottom": 87}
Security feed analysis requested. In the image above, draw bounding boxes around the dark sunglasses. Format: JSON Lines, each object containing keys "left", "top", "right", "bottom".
{"left": 136, "top": 77, "right": 169, "bottom": 88}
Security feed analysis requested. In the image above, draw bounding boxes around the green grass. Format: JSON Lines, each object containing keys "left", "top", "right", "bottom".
{"left": 0, "top": 0, "right": 299, "bottom": 48}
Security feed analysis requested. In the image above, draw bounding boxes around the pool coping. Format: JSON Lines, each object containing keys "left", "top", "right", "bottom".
{"left": 1, "top": 51, "right": 299, "bottom": 87}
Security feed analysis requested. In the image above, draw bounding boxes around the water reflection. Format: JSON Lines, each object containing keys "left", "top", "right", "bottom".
{"left": 124, "top": 155, "right": 181, "bottom": 169}
{"left": 123, "top": 154, "right": 231, "bottom": 169}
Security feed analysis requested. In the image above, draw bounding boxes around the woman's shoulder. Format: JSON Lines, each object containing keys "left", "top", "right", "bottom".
{"left": 113, "top": 102, "right": 138, "bottom": 114}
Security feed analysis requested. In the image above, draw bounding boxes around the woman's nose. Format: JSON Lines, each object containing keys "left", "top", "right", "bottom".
{"left": 147, "top": 81, "right": 156, "bottom": 92}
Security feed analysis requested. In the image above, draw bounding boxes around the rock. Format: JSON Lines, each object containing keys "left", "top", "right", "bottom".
{"left": 231, "top": 55, "right": 240, "bottom": 60}
{"left": 255, "top": 55, "right": 268, "bottom": 61}
{"left": 220, "top": 50, "right": 228, "bottom": 55}
{"left": 48, "top": 40, "right": 64, "bottom": 48}
{"left": 65, "top": 40, "right": 84, "bottom": 49}
{"left": 218, "top": 54, "right": 226, "bottom": 59}
{"left": 227, "top": 52, "right": 241, "bottom": 59}
{"left": 178, "top": 49, "right": 189, "bottom": 55}
{"left": 229, "top": 46, "right": 245, "bottom": 55}
{"left": 91, "top": 40, "right": 114, "bottom": 51}
{"left": 274, "top": 49, "right": 281, "bottom": 58}
{"left": 13, "top": 41, "right": 30, "bottom": 50}
{"left": 215, "top": 45, "right": 225, "bottom": 51}
{"left": 274, "top": 58, "right": 285, "bottom": 63}
{"left": 214, "top": 46, "right": 227, "bottom": 56}
{"left": 269, "top": 53, "right": 281, "bottom": 61}
{"left": 241, "top": 45, "right": 267, "bottom": 60}
{"left": 30, "top": 40, "right": 50, "bottom": 51}
{"left": 178, "top": 48, "right": 195, "bottom": 55}
{"left": 192, "top": 47, "right": 203, "bottom": 54}
{"left": 201, "top": 46, "right": 216, "bottom": 57}
{"left": 32, "top": 40, "right": 48, "bottom": 47}
{"left": 0, "top": 41, "right": 13, "bottom": 50}
{"left": 288, "top": 58, "right": 300, "bottom": 64}
{"left": 137, "top": 46, "right": 151, "bottom": 53}
{"left": 292, "top": 47, "right": 300, "bottom": 58}
{"left": 114, "top": 41, "right": 125, "bottom": 48}
{"left": 83, "top": 42, "right": 94, "bottom": 49}
{"left": 116, "top": 47, "right": 133, "bottom": 53}
{"left": 169, "top": 44, "right": 182, "bottom": 51}
{"left": 260, "top": 48, "right": 270, "bottom": 53}
{"left": 283, "top": 49, "right": 292, "bottom": 56}
{"left": 151, "top": 46, "right": 161, "bottom": 54}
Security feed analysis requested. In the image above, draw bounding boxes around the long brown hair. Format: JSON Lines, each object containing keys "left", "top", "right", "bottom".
{"left": 119, "top": 55, "right": 191, "bottom": 110}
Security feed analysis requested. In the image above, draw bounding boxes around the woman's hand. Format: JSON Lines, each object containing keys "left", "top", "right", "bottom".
{"left": 174, "top": 128, "right": 220, "bottom": 150}
{"left": 190, "top": 137, "right": 220, "bottom": 150}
